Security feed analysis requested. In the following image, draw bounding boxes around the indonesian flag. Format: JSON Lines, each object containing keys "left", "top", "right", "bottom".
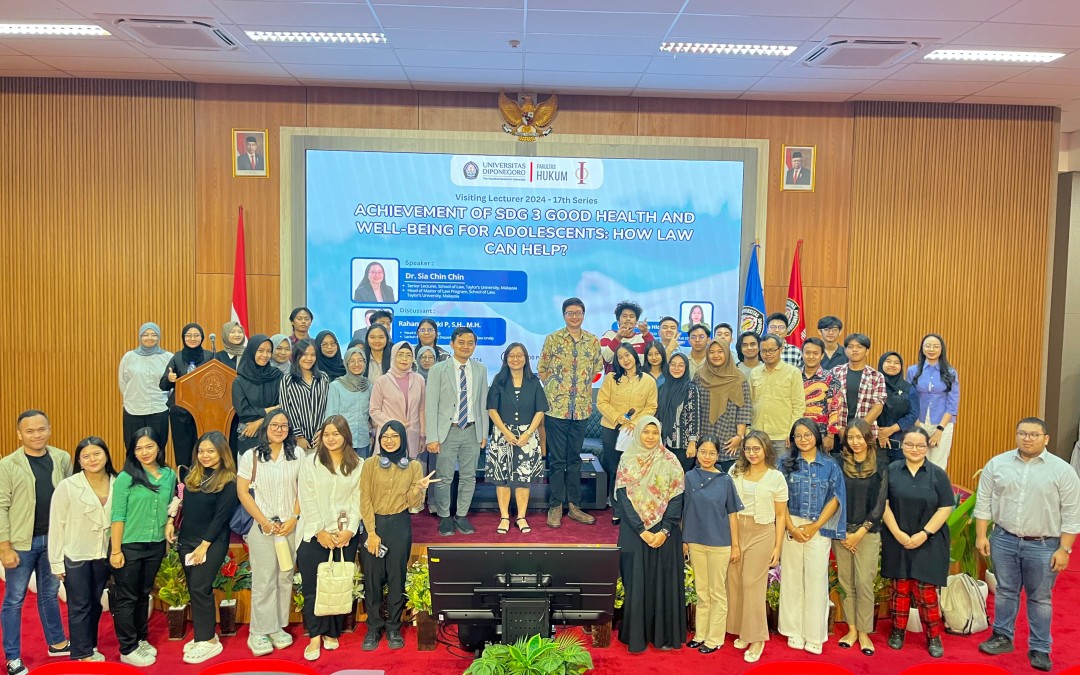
{"left": 231, "top": 207, "right": 249, "bottom": 334}
{"left": 785, "top": 240, "right": 806, "bottom": 347}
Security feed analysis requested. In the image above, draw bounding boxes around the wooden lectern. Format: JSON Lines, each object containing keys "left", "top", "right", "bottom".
{"left": 174, "top": 359, "right": 237, "bottom": 438}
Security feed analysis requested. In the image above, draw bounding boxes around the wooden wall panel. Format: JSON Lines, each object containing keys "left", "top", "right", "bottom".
{"left": 0, "top": 78, "right": 195, "bottom": 468}
{"left": 848, "top": 101, "right": 1057, "bottom": 484}
{"left": 638, "top": 98, "right": 747, "bottom": 138}
{"left": 307, "top": 87, "right": 419, "bottom": 129}
{"left": 418, "top": 91, "right": 500, "bottom": 131}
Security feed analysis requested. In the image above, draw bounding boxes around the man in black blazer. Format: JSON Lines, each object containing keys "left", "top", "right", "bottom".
{"left": 236, "top": 135, "right": 264, "bottom": 172}
{"left": 785, "top": 151, "right": 811, "bottom": 186}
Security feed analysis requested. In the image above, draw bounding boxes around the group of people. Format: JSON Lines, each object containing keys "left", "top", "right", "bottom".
{"left": 1, "top": 298, "right": 1075, "bottom": 674}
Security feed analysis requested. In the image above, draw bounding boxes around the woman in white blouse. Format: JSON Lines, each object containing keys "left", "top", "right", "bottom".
{"left": 118, "top": 322, "right": 172, "bottom": 450}
{"left": 48, "top": 437, "right": 116, "bottom": 662}
{"left": 295, "top": 415, "right": 362, "bottom": 662}
{"left": 726, "top": 430, "right": 789, "bottom": 664}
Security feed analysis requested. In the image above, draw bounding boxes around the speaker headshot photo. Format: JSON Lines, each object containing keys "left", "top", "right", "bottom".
{"left": 352, "top": 258, "right": 398, "bottom": 304}
{"left": 781, "top": 145, "right": 815, "bottom": 192}
{"left": 233, "top": 128, "right": 268, "bottom": 177}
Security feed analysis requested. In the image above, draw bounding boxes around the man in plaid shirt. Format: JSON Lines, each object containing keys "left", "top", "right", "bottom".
{"left": 767, "top": 312, "right": 804, "bottom": 369}
{"left": 830, "top": 333, "right": 885, "bottom": 437}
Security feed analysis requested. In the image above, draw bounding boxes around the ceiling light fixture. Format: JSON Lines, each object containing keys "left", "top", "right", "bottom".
{"left": 660, "top": 42, "right": 797, "bottom": 57}
{"left": 924, "top": 49, "right": 1064, "bottom": 64}
{"left": 245, "top": 30, "right": 386, "bottom": 44}
{"left": 0, "top": 23, "right": 110, "bottom": 37}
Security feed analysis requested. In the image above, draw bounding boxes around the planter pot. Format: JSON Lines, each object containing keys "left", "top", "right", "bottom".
{"left": 415, "top": 611, "right": 438, "bottom": 651}
{"left": 343, "top": 601, "right": 358, "bottom": 633}
{"left": 219, "top": 599, "right": 237, "bottom": 636}
{"left": 591, "top": 620, "right": 612, "bottom": 648}
{"left": 686, "top": 604, "right": 696, "bottom": 633}
{"left": 985, "top": 571, "right": 997, "bottom": 595}
{"left": 167, "top": 605, "right": 188, "bottom": 640}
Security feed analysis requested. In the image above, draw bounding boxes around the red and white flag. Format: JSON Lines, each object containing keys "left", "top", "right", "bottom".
{"left": 231, "top": 206, "right": 249, "bottom": 334}
{"left": 785, "top": 240, "right": 806, "bottom": 347}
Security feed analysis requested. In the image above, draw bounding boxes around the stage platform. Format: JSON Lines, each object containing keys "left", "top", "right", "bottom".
{"left": 409, "top": 507, "right": 619, "bottom": 558}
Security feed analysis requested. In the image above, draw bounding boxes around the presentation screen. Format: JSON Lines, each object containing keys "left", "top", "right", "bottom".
{"left": 304, "top": 149, "right": 744, "bottom": 366}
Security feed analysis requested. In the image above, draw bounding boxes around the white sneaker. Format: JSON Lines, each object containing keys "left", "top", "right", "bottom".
{"left": 248, "top": 635, "right": 274, "bottom": 657}
{"left": 787, "top": 636, "right": 805, "bottom": 650}
{"left": 121, "top": 648, "right": 155, "bottom": 666}
{"left": 183, "top": 640, "right": 224, "bottom": 665}
{"left": 181, "top": 639, "right": 196, "bottom": 654}
{"left": 804, "top": 642, "right": 823, "bottom": 655}
{"left": 138, "top": 640, "right": 158, "bottom": 657}
{"left": 269, "top": 631, "right": 294, "bottom": 649}
{"left": 6, "top": 659, "right": 28, "bottom": 675}
{"left": 79, "top": 650, "right": 106, "bottom": 662}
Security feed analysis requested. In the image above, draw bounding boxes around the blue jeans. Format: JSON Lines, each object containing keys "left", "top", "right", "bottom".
{"left": 990, "top": 529, "right": 1059, "bottom": 653}
{"left": 2, "top": 534, "right": 67, "bottom": 659}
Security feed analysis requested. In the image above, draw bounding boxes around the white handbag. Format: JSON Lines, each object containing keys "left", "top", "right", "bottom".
{"left": 314, "top": 548, "right": 356, "bottom": 617}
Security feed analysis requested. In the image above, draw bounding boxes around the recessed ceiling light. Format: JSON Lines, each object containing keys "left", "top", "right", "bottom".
{"left": 924, "top": 49, "right": 1064, "bottom": 64}
{"left": 245, "top": 30, "right": 386, "bottom": 44}
{"left": 660, "top": 42, "right": 797, "bottom": 57}
{"left": 0, "top": 23, "right": 110, "bottom": 37}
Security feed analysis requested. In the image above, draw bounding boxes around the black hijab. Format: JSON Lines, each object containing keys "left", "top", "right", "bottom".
{"left": 237, "top": 334, "right": 283, "bottom": 384}
{"left": 180, "top": 323, "right": 209, "bottom": 366}
{"left": 378, "top": 420, "right": 409, "bottom": 465}
{"left": 878, "top": 351, "right": 908, "bottom": 393}
{"left": 657, "top": 353, "right": 692, "bottom": 441}
{"left": 314, "top": 330, "right": 347, "bottom": 379}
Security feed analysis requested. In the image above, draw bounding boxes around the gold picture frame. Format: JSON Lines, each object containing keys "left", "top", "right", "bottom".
{"left": 780, "top": 144, "right": 815, "bottom": 192}
{"left": 232, "top": 129, "right": 269, "bottom": 178}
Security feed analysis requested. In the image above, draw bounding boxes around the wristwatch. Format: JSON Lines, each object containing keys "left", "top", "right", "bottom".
{"left": 659, "top": 528, "right": 670, "bottom": 537}
{"left": 1062, "top": 544, "right": 1073, "bottom": 554}
{"left": 935, "top": 425, "right": 945, "bottom": 431}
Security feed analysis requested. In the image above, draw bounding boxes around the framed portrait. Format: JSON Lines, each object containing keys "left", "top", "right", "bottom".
{"left": 232, "top": 129, "right": 269, "bottom": 178}
{"left": 780, "top": 145, "right": 815, "bottom": 192}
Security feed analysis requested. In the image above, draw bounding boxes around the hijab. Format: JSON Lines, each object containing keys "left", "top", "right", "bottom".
{"left": 878, "top": 351, "right": 908, "bottom": 393}
{"left": 314, "top": 330, "right": 347, "bottom": 380}
{"left": 378, "top": 420, "right": 409, "bottom": 466}
{"left": 389, "top": 341, "right": 414, "bottom": 378}
{"left": 695, "top": 339, "right": 746, "bottom": 422}
{"left": 656, "top": 353, "right": 691, "bottom": 441}
{"left": 135, "top": 322, "right": 166, "bottom": 356}
{"left": 269, "top": 334, "right": 291, "bottom": 374}
{"left": 415, "top": 346, "right": 436, "bottom": 380}
{"left": 614, "top": 416, "right": 685, "bottom": 530}
{"left": 179, "top": 323, "right": 208, "bottom": 365}
{"left": 236, "top": 334, "right": 283, "bottom": 384}
{"left": 339, "top": 346, "right": 371, "bottom": 393}
{"left": 221, "top": 321, "right": 246, "bottom": 359}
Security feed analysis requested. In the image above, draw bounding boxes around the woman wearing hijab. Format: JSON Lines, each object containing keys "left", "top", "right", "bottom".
{"left": 353, "top": 261, "right": 397, "bottom": 303}
{"left": 369, "top": 342, "right": 426, "bottom": 458}
{"left": 326, "top": 346, "right": 373, "bottom": 457}
{"left": 158, "top": 323, "right": 214, "bottom": 472}
{"left": 278, "top": 339, "right": 330, "bottom": 451}
{"left": 364, "top": 324, "right": 392, "bottom": 381}
{"left": 314, "top": 331, "right": 347, "bottom": 382}
{"left": 878, "top": 352, "right": 920, "bottom": 463}
{"left": 415, "top": 345, "right": 437, "bottom": 381}
{"left": 693, "top": 339, "right": 751, "bottom": 473}
{"left": 414, "top": 319, "right": 448, "bottom": 362}
{"left": 614, "top": 415, "right": 686, "bottom": 653}
{"left": 269, "top": 334, "right": 292, "bottom": 374}
{"left": 656, "top": 352, "right": 702, "bottom": 472}
{"left": 232, "top": 335, "right": 283, "bottom": 457}
{"left": 119, "top": 322, "right": 173, "bottom": 450}
{"left": 359, "top": 421, "right": 439, "bottom": 651}
{"left": 214, "top": 321, "right": 246, "bottom": 370}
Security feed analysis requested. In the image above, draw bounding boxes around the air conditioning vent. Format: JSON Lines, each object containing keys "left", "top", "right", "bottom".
{"left": 802, "top": 37, "right": 921, "bottom": 68}
{"left": 103, "top": 16, "right": 242, "bottom": 51}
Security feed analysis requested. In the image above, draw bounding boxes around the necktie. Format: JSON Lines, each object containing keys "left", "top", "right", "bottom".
{"left": 250, "top": 154, "right": 256, "bottom": 169}
{"left": 457, "top": 364, "right": 468, "bottom": 428}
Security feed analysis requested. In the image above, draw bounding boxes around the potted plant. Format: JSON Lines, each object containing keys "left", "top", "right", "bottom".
{"left": 684, "top": 559, "right": 697, "bottom": 633}
{"left": 405, "top": 557, "right": 436, "bottom": 651}
{"left": 155, "top": 548, "right": 190, "bottom": 640}
{"left": 765, "top": 565, "right": 781, "bottom": 632}
{"left": 291, "top": 572, "right": 304, "bottom": 620}
{"left": 212, "top": 550, "right": 251, "bottom": 635}
{"left": 947, "top": 483, "right": 982, "bottom": 578}
{"left": 463, "top": 632, "right": 593, "bottom": 675}
{"left": 343, "top": 566, "right": 364, "bottom": 633}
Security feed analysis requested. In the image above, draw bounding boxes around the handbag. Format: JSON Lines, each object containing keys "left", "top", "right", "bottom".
{"left": 167, "top": 481, "right": 185, "bottom": 531}
{"left": 229, "top": 452, "right": 259, "bottom": 535}
{"left": 314, "top": 547, "right": 356, "bottom": 616}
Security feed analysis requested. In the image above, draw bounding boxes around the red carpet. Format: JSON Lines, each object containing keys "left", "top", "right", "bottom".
{"left": 7, "top": 552, "right": 1079, "bottom": 674}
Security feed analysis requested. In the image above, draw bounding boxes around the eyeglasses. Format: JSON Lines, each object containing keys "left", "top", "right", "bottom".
{"left": 689, "top": 334, "right": 708, "bottom": 341}
{"left": 563, "top": 311, "right": 584, "bottom": 318}
{"left": 743, "top": 447, "right": 763, "bottom": 455}
{"left": 381, "top": 433, "right": 401, "bottom": 441}
{"left": 902, "top": 442, "right": 929, "bottom": 450}
{"left": 268, "top": 423, "right": 289, "bottom": 431}
{"left": 184, "top": 332, "right": 202, "bottom": 339}
{"left": 418, "top": 328, "right": 436, "bottom": 334}
{"left": 760, "top": 348, "right": 779, "bottom": 355}
{"left": 1016, "top": 431, "right": 1045, "bottom": 440}
{"left": 793, "top": 434, "right": 815, "bottom": 441}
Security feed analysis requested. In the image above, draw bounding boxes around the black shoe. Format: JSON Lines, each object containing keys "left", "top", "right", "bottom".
{"left": 979, "top": 632, "right": 1015, "bottom": 656}
{"left": 698, "top": 645, "right": 719, "bottom": 654}
{"left": 887, "top": 629, "right": 905, "bottom": 650}
{"left": 611, "top": 516, "right": 621, "bottom": 526}
{"left": 927, "top": 636, "right": 943, "bottom": 658}
{"left": 47, "top": 642, "right": 70, "bottom": 657}
{"left": 387, "top": 629, "right": 405, "bottom": 650}
{"left": 685, "top": 639, "right": 703, "bottom": 649}
{"left": 454, "top": 516, "right": 476, "bottom": 535}
{"left": 438, "top": 517, "right": 455, "bottom": 536}
{"left": 1029, "top": 650, "right": 1052, "bottom": 672}
{"left": 361, "top": 629, "right": 382, "bottom": 651}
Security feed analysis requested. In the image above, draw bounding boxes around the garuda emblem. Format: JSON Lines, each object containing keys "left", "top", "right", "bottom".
{"left": 498, "top": 91, "right": 558, "bottom": 142}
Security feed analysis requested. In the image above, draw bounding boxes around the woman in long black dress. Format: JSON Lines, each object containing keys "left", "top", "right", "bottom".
{"left": 881, "top": 426, "right": 953, "bottom": 658}
{"left": 614, "top": 415, "right": 686, "bottom": 653}
{"left": 159, "top": 323, "right": 213, "bottom": 472}
{"left": 231, "top": 335, "right": 283, "bottom": 457}
{"left": 214, "top": 321, "right": 246, "bottom": 370}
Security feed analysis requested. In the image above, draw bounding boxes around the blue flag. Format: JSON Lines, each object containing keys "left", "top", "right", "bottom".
{"left": 740, "top": 245, "right": 766, "bottom": 335}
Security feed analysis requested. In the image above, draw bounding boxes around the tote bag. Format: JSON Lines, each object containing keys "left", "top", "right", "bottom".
{"left": 314, "top": 547, "right": 356, "bottom": 616}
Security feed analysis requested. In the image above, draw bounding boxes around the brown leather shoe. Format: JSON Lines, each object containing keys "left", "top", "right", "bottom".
{"left": 547, "top": 505, "right": 563, "bottom": 528}
{"left": 566, "top": 503, "right": 596, "bottom": 524}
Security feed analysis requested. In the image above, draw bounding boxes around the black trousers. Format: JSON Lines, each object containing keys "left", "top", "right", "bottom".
{"left": 296, "top": 536, "right": 360, "bottom": 639}
{"left": 111, "top": 541, "right": 166, "bottom": 655}
{"left": 169, "top": 406, "right": 198, "bottom": 473}
{"left": 600, "top": 426, "right": 621, "bottom": 503}
{"left": 360, "top": 512, "right": 412, "bottom": 633}
{"left": 180, "top": 538, "right": 231, "bottom": 641}
{"left": 122, "top": 410, "right": 170, "bottom": 452}
{"left": 65, "top": 557, "right": 109, "bottom": 660}
{"left": 544, "top": 416, "right": 587, "bottom": 508}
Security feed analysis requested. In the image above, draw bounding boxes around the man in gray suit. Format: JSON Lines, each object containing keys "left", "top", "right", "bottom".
{"left": 425, "top": 327, "right": 489, "bottom": 536}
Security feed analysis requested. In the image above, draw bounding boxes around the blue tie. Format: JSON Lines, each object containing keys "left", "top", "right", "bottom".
{"left": 457, "top": 364, "right": 468, "bottom": 428}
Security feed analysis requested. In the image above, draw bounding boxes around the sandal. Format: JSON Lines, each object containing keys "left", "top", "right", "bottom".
{"left": 516, "top": 517, "right": 532, "bottom": 534}
{"left": 497, "top": 517, "right": 510, "bottom": 534}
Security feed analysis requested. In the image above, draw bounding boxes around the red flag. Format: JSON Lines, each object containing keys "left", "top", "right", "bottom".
{"left": 231, "top": 207, "right": 249, "bottom": 334}
{"left": 785, "top": 240, "right": 806, "bottom": 348}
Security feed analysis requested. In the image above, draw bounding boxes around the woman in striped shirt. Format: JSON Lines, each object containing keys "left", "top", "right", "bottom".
{"left": 278, "top": 339, "right": 329, "bottom": 451}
